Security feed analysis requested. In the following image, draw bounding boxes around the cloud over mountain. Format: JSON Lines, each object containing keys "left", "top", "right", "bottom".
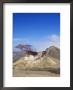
{"left": 33, "top": 34, "right": 60, "bottom": 52}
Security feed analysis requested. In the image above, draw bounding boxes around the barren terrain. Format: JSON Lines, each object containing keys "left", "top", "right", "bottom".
{"left": 13, "top": 46, "right": 60, "bottom": 77}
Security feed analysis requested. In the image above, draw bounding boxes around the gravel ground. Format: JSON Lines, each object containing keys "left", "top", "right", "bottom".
{"left": 13, "top": 69, "right": 60, "bottom": 77}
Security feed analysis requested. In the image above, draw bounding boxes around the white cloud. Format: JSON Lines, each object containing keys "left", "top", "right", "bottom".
{"left": 13, "top": 38, "right": 30, "bottom": 48}
{"left": 14, "top": 38, "right": 22, "bottom": 41}
{"left": 33, "top": 34, "right": 60, "bottom": 52}
{"left": 48, "top": 34, "right": 60, "bottom": 43}
{"left": 48, "top": 34, "right": 60, "bottom": 48}
{"left": 13, "top": 34, "right": 60, "bottom": 52}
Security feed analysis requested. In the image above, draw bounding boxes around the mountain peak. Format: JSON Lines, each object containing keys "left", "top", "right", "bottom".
{"left": 46, "top": 46, "right": 60, "bottom": 59}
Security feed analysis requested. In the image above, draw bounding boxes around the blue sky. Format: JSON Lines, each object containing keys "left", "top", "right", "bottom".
{"left": 13, "top": 13, "right": 60, "bottom": 51}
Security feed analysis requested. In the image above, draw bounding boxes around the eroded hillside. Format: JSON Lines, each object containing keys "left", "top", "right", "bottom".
{"left": 13, "top": 46, "right": 60, "bottom": 77}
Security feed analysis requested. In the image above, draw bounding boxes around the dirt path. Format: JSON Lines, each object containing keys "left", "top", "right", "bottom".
{"left": 13, "top": 70, "right": 60, "bottom": 77}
